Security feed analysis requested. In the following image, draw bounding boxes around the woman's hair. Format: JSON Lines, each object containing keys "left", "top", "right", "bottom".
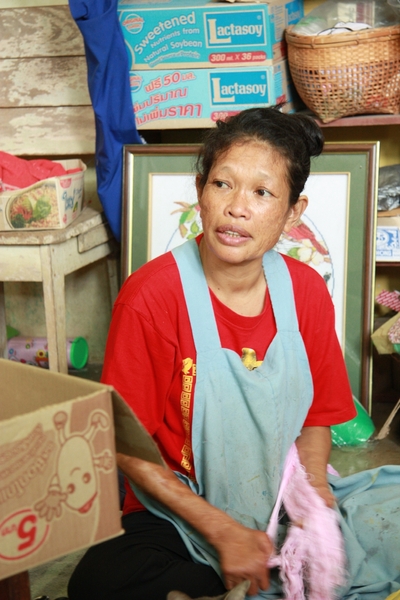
{"left": 195, "top": 105, "right": 324, "bottom": 205}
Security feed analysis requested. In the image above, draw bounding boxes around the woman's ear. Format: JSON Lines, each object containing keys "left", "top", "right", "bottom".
{"left": 283, "top": 195, "right": 308, "bottom": 233}
{"left": 195, "top": 175, "right": 203, "bottom": 206}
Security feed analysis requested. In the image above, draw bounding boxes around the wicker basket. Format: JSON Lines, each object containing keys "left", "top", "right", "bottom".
{"left": 285, "top": 24, "right": 400, "bottom": 123}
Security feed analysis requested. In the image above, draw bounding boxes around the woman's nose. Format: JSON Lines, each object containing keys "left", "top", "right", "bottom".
{"left": 226, "top": 189, "right": 250, "bottom": 218}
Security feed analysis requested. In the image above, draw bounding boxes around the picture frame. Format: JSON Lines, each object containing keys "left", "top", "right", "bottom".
{"left": 122, "top": 142, "right": 379, "bottom": 411}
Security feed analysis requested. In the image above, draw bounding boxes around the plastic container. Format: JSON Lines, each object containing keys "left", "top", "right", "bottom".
{"left": 7, "top": 336, "right": 89, "bottom": 370}
{"left": 331, "top": 397, "right": 375, "bottom": 446}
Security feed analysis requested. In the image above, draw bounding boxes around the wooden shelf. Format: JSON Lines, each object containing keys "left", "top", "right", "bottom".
{"left": 376, "top": 262, "right": 400, "bottom": 267}
{"left": 311, "top": 113, "right": 400, "bottom": 127}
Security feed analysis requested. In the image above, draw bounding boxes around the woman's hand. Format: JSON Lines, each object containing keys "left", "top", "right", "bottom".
{"left": 117, "top": 454, "right": 272, "bottom": 596}
{"left": 211, "top": 522, "right": 273, "bottom": 596}
{"left": 310, "top": 482, "right": 336, "bottom": 508}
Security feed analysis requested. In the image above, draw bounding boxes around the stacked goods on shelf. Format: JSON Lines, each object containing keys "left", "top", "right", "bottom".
{"left": 117, "top": 0, "right": 304, "bottom": 128}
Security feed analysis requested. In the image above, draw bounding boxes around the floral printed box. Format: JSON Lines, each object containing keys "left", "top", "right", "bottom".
{"left": 0, "top": 159, "right": 86, "bottom": 231}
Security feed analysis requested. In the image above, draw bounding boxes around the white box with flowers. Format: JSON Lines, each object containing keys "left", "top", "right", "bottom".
{"left": 0, "top": 159, "right": 86, "bottom": 231}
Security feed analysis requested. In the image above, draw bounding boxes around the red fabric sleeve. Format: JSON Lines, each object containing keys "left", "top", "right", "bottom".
{"left": 282, "top": 255, "right": 356, "bottom": 426}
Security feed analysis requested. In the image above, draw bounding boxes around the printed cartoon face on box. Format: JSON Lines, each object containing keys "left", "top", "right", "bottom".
{"left": 0, "top": 399, "right": 118, "bottom": 569}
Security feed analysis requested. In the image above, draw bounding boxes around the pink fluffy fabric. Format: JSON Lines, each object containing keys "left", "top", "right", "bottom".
{"left": 266, "top": 444, "right": 347, "bottom": 600}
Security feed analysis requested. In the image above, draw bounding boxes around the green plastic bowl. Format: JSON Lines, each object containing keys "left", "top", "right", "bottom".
{"left": 331, "top": 397, "right": 375, "bottom": 446}
{"left": 68, "top": 336, "right": 89, "bottom": 370}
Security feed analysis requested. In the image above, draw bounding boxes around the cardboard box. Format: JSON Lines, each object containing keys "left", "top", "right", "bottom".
{"left": 0, "top": 359, "right": 163, "bottom": 581}
{"left": 118, "top": 0, "right": 304, "bottom": 69}
{"left": 371, "top": 313, "right": 399, "bottom": 354}
{"left": 131, "top": 60, "right": 295, "bottom": 129}
{"left": 376, "top": 215, "right": 400, "bottom": 261}
{"left": 0, "top": 159, "right": 86, "bottom": 232}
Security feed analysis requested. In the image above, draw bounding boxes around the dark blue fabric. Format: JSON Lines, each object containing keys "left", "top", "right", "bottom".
{"left": 69, "top": 0, "right": 142, "bottom": 241}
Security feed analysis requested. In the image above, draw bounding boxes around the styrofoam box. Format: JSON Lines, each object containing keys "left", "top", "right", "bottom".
{"left": 0, "top": 159, "right": 86, "bottom": 232}
{"left": 376, "top": 216, "right": 400, "bottom": 261}
{"left": 131, "top": 60, "right": 295, "bottom": 129}
{"left": 118, "top": 0, "right": 304, "bottom": 69}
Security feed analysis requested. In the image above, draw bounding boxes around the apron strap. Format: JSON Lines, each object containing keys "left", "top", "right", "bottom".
{"left": 262, "top": 251, "right": 300, "bottom": 333}
{"left": 172, "top": 239, "right": 221, "bottom": 353}
{"left": 172, "top": 241, "right": 300, "bottom": 353}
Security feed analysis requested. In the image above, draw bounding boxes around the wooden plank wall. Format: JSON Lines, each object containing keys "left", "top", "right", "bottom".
{"left": 0, "top": 5, "right": 95, "bottom": 156}
{"left": 0, "top": 5, "right": 113, "bottom": 368}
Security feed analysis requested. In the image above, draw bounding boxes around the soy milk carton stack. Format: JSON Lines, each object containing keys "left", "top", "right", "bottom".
{"left": 117, "top": 0, "right": 304, "bottom": 128}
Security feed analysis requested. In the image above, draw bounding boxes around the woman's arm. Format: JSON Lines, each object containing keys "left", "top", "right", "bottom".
{"left": 117, "top": 453, "right": 273, "bottom": 596}
{"left": 295, "top": 426, "right": 335, "bottom": 508}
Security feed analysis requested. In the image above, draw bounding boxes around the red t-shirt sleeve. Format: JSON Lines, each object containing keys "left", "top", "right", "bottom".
{"left": 283, "top": 256, "right": 356, "bottom": 426}
{"left": 101, "top": 302, "right": 175, "bottom": 436}
{"left": 100, "top": 254, "right": 194, "bottom": 475}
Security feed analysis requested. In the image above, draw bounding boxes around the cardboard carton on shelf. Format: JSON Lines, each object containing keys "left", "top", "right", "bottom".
{"left": 376, "top": 208, "right": 400, "bottom": 262}
{"left": 0, "top": 159, "right": 86, "bottom": 232}
{"left": 0, "top": 359, "right": 163, "bottom": 581}
{"left": 117, "top": 0, "right": 304, "bottom": 69}
{"left": 131, "top": 60, "right": 296, "bottom": 129}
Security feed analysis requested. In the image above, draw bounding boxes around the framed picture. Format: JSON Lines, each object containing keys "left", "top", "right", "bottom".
{"left": 122, "top": 142, "right": 379, "bottom": 411}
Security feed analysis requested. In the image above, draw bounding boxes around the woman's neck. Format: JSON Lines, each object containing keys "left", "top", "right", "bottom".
{"left": 199, "top": 241, "right": 267, "bottom": 317}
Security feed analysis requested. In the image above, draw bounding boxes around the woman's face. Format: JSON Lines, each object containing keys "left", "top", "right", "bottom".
{"left": 197, "top": 140, "right": 307, "bottom": 269}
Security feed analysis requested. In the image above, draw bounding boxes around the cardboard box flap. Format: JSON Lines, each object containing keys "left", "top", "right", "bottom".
{"left": 371, "top": 314, "right": 399, "bottom": 354}
{"left": 378, "top": 207, "right": 400, "bottom": 218}
{"left": 111, "top": 390, "right": 164, "bottom": 466}
{"left": 1, "top": 359, "right": 105, "bottom": 420}
{"left": 1, "top": 359, "right": 164, "bottom": 466}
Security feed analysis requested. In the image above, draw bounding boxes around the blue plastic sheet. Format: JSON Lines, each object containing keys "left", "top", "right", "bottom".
{"left": 69, "top": 0, "right": 143, "bottom": 242}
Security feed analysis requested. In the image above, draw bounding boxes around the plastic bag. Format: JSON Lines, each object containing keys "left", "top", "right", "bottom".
{"left": 377, "top": 164, "right": 400, "bottom": 212}
{"left": 331, "top": 397, "right": 375, "bottom": 446}
{"left": 292, "top": 0, "right": 400, "bottom": 36}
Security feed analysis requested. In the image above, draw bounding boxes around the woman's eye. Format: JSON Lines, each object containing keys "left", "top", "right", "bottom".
{"left": 257, "top": 188, "right": 271, "bottom": 198}
{"left": 214, "top": 180, "right": 228, "bottom": 189}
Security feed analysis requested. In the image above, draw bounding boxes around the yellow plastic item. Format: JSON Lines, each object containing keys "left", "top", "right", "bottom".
{"left": 385, "top": 592, "right": 400, "bottom": 600}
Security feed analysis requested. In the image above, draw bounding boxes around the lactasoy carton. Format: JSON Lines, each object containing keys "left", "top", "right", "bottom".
{"left": 118, "top": 0, "right": 304, "bottom": 69}
{"left": 130, "top": 61, "right": 296, "bottom": 128}
{"left": 0, "top": 359, "right": 163, "bottom": 581}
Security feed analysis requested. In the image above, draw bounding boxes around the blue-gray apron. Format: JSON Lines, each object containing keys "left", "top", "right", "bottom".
{"left": 131, "top": 239, "right": 400, "bottom": 599}
{"left": 132, "top": 239, "right": 313, "bottom": 598}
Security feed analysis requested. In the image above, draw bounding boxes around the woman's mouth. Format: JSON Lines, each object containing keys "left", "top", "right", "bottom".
{"left": 217, "top": 226, "right": 250, "bottom": 244}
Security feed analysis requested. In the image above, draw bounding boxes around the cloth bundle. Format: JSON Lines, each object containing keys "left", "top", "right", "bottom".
{"left": 376, "top": 290, "right": 400, "bottom": 314}
{"left": 0, "top": 151, "right": 81, "bottom": 192}
{"left": 266, "top": 444, "right": 347, "bottom": 600}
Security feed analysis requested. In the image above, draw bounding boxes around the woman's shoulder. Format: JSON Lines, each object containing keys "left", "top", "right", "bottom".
{"left": 116, "top": 250, "right": 182, "bottom": 307}
{"left": 279, "top": 252, "right": 333, "bottom": 314}
{"left": 280, "top": 252, "right": 330, "bottom": 290}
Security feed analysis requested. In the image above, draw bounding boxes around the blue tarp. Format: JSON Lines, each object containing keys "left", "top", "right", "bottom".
{"left": 69, "top": 0, "right": 143, "bottom": 242}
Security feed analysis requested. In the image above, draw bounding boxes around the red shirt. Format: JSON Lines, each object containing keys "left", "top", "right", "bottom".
{"left": 101, "top": 248, "right": 356, "bottom": 514}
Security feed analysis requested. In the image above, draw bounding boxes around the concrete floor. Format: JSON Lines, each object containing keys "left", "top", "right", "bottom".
{"left": 330, "top": 399, "right": 400, "bottom": 476}
{"left": 28, "top": 364, "right": 400, "bottom": 599}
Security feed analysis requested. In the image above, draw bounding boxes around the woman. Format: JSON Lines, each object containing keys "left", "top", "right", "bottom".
{"left": 68, "top": 106, "right": 357, "bottom": 599}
